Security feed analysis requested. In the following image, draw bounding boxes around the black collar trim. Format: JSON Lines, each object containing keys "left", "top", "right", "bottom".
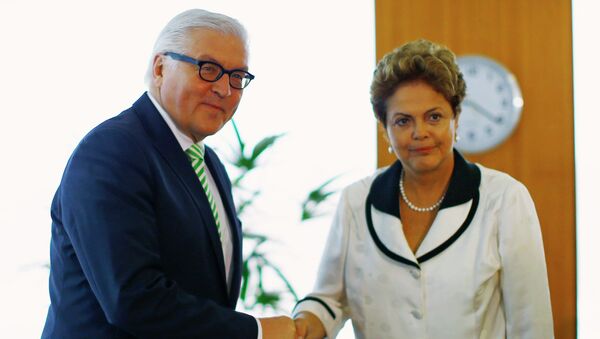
{"left": 365, "top": 149, "right": 481, "bottom": 268}
{"left": 370, "top": 149, "right": 480, "bottom": 217}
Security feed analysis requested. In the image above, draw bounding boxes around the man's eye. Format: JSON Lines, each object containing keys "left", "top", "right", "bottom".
{"left": 201, "top": 64, "right": 220, "bottom": 74}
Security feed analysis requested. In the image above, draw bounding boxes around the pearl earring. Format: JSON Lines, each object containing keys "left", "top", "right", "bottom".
{"left": 455, "top": 134, "right": 461, "bottom": 142}
{"left": 388, "top": 146, "right": 393, "bottom": 154}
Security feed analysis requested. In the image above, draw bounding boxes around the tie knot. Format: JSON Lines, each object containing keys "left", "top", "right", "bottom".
{"left": 185, "top": 144, "right": 205, "bottom": 162}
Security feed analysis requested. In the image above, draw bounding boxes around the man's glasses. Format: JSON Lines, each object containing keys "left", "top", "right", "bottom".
{"left": 163, "top": 52, "right": 255, "bottom": 89}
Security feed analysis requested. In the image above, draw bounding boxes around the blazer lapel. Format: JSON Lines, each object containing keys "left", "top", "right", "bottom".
{"left": 131, "top": 93, "right": 228, "bottom": 289}
{"left": 204, "top": 148, "right": 243, "bottom": 305}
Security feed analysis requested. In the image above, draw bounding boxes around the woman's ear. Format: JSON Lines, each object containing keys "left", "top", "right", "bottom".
{"left": 378, "top": 122, "right": 393, "bottom": 153}
{"left": 453, "top": 112, "right": 460, "bottom": 142}
{"left": 378, "top": 121, "right": 389, "bottom": 140}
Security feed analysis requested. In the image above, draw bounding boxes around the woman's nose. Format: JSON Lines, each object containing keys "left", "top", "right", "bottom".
{"left": 412, "top": 121, "right": 428, "bottom": 139}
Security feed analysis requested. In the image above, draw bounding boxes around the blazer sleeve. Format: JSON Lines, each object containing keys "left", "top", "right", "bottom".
{"left": 497, "top": 181, "right": 554, "bottom": 338}
{"left": 58, "top": 125, "right": 257, "bottom": 338}
{"left": 293, "top": 187, "right": 354, "bottom": 338}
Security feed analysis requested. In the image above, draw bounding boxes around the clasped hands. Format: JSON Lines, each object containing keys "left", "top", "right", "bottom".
{"left": 259, "top": 311, "right": 325, "bottom": 339}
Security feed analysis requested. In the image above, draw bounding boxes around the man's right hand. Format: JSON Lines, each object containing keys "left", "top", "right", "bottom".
{"left": 293, "top": 311, "right": 326, "bottom": 339}
{"left": 259, "top": 316, "right": 298, "bottom": 339}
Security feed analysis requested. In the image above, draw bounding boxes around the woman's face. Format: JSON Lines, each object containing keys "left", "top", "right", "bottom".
{"left": 385, "top": 80, "right": 458, "bottom": 176}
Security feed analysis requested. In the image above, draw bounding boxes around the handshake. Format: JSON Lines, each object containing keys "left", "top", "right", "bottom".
{"left": 259, "top": 311, "right": 325, "bottom": 339}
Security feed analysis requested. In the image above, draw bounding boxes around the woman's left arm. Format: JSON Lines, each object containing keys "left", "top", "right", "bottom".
{"left": 498, "top": 181, "right": 554, "bottom": 339}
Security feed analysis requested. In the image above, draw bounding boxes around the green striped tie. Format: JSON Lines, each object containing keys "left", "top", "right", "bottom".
{"left": 186, "top": 144, "right": 222, "bottom": 240}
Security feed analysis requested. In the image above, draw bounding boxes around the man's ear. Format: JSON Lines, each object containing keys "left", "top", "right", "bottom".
{"left": 152, "top": 54, "right": 164, "bottom": 86}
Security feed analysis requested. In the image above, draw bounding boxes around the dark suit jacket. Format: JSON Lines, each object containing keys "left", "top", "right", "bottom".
{"left": 42, "top": 93, "right": 257, "bottom": 338}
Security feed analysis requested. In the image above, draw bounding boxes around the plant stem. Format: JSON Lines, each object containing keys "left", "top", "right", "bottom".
{"left": 231, "top": 119, "right": 245, "bottom": 153}
{"left": 254, "top": 253, "right": 299, "bottom": 301}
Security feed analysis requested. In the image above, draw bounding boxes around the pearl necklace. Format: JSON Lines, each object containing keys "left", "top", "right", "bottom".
{"left": 399, "top": 170, "right": 445, "bottom": 213}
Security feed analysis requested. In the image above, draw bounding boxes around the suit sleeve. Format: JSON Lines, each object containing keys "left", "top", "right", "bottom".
{"left": 58, "top": 126, "right": 257, "bottom": 338}
{"left": 293, "top": 187, "right": 353, "bottom": 338}
{"left": 497, "top": 181, "right": 554, "bottom": 338}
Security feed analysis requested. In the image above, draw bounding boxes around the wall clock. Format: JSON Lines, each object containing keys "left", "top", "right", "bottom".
{"left": 455, "top": 55, "right": 523, "bottom": 154}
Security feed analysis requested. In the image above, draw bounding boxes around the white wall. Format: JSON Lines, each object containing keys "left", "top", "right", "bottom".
{"left": 573, "top": 1, "right": 600, "bottom": 337}
{"left": 0, "top": 1, "right": 375, "bottom": 337}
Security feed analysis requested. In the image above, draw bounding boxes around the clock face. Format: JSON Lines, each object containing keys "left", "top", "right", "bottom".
{"left": 455, "top": 55, "right": 523, "bottom": 154}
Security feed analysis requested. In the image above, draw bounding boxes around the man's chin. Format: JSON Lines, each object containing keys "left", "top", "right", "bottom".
{"left": 193, "top": 124, "right": 226, "bottom": 140}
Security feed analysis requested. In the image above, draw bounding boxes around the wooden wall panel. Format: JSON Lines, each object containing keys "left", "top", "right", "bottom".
{"left": 374, "top": 0, "right": 575, "bottom": 337}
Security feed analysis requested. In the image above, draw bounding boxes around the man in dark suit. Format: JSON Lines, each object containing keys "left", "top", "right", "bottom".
{"left": 42, "top": 9, "right": 296, "bottom": 339}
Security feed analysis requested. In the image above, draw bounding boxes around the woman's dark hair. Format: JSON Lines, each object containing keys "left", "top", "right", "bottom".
{"left": 370, "top": 39, "right": 466, "bottom": 126}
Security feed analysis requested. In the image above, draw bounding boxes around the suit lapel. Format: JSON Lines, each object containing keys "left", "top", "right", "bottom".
{"left": 130, "top": 93, "right": 228, "bottom": 289}
{"left": 204, "top": 148, "right": 243, "bottom": 305}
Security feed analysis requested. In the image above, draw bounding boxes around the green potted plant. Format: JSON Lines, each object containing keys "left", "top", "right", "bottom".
{"left": 227, "top": 121, "right": 337, "bottom": 312}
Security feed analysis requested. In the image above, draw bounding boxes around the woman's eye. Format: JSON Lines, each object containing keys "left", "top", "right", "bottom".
{"left": 429, "top": 113, "right": 442, "bottom": 121}
{"left": 394, "top": 118, "right": 410, "bottom": 126}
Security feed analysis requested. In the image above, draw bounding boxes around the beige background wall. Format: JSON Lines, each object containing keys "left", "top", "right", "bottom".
{"left": 374, "top": 0, "right": 576, "bottom": 337}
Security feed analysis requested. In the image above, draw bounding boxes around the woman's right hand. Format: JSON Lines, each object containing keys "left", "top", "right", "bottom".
{"left": 294, "top": 311, "right": 326, "bottom": 339}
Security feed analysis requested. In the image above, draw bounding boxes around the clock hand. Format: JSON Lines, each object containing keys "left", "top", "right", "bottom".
{"left": 463, "top": 99, "right": 503, "bottom": 124}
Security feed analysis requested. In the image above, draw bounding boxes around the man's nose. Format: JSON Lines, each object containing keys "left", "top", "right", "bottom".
{"left": 212, "top": 74, "right": 231, "bottom": 97}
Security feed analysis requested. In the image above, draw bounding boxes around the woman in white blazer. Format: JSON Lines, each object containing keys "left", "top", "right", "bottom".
{"left": 293, "top": 39, "right": 554, "bottom": 339}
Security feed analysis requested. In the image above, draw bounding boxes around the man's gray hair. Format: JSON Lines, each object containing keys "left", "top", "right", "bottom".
{"left": 144, "top": 9, "right": 248, "bottom": 85}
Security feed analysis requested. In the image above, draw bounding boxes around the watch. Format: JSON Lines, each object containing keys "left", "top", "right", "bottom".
{"left": 455, "top": 55, "right": 523, "bottom": 154}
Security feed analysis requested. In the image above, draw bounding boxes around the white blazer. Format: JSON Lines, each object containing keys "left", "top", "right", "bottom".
{"left": 293, "top": 151, "right": 553, "bottom": 339}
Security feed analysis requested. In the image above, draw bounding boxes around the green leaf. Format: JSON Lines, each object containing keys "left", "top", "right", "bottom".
{"left": 301, "top": 176, "right": 340, "bottom": 221}
{"left": 243, "top": 231, "right": 268, "bottom": 243}
{"left": 301, "top": 209, "right": 313, "bottom": 221}
{"left": 234, "top": 157, "right": 255, "bottom": 171}
{"left": 250, "top": 134, "right": 285, "bottom": 162}
{"left": 230, "top": 134, "right": 283, "bottom": 172}
{"left": 240, "top": 259, "right": 250, "bottom": 301}
{"left": 255, "top": 291, "right": 281, "bottom": 308}
{"left": 232, "top": 174, "right": 247, "bottom": 188}
{"left": 307, "top": 190, "right": 335, "bottom": 204}
{"left": 235, "top": 190, "right": 260, "bottom": 215}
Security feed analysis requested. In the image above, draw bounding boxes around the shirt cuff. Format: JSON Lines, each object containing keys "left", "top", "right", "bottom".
{"left": 293, "top": 298, "right": 342, "bottom": 339}
{"left": 256, "top": 317, "right": 262, "bottom": 339}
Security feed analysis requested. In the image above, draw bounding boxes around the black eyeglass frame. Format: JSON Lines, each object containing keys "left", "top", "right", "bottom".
{"left": 163, "top": 51, "right": 255, "bottom": 89}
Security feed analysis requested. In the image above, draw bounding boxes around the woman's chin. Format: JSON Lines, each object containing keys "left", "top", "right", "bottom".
{"left": 404, "top": 159, "right": 442, "bottom": 174}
